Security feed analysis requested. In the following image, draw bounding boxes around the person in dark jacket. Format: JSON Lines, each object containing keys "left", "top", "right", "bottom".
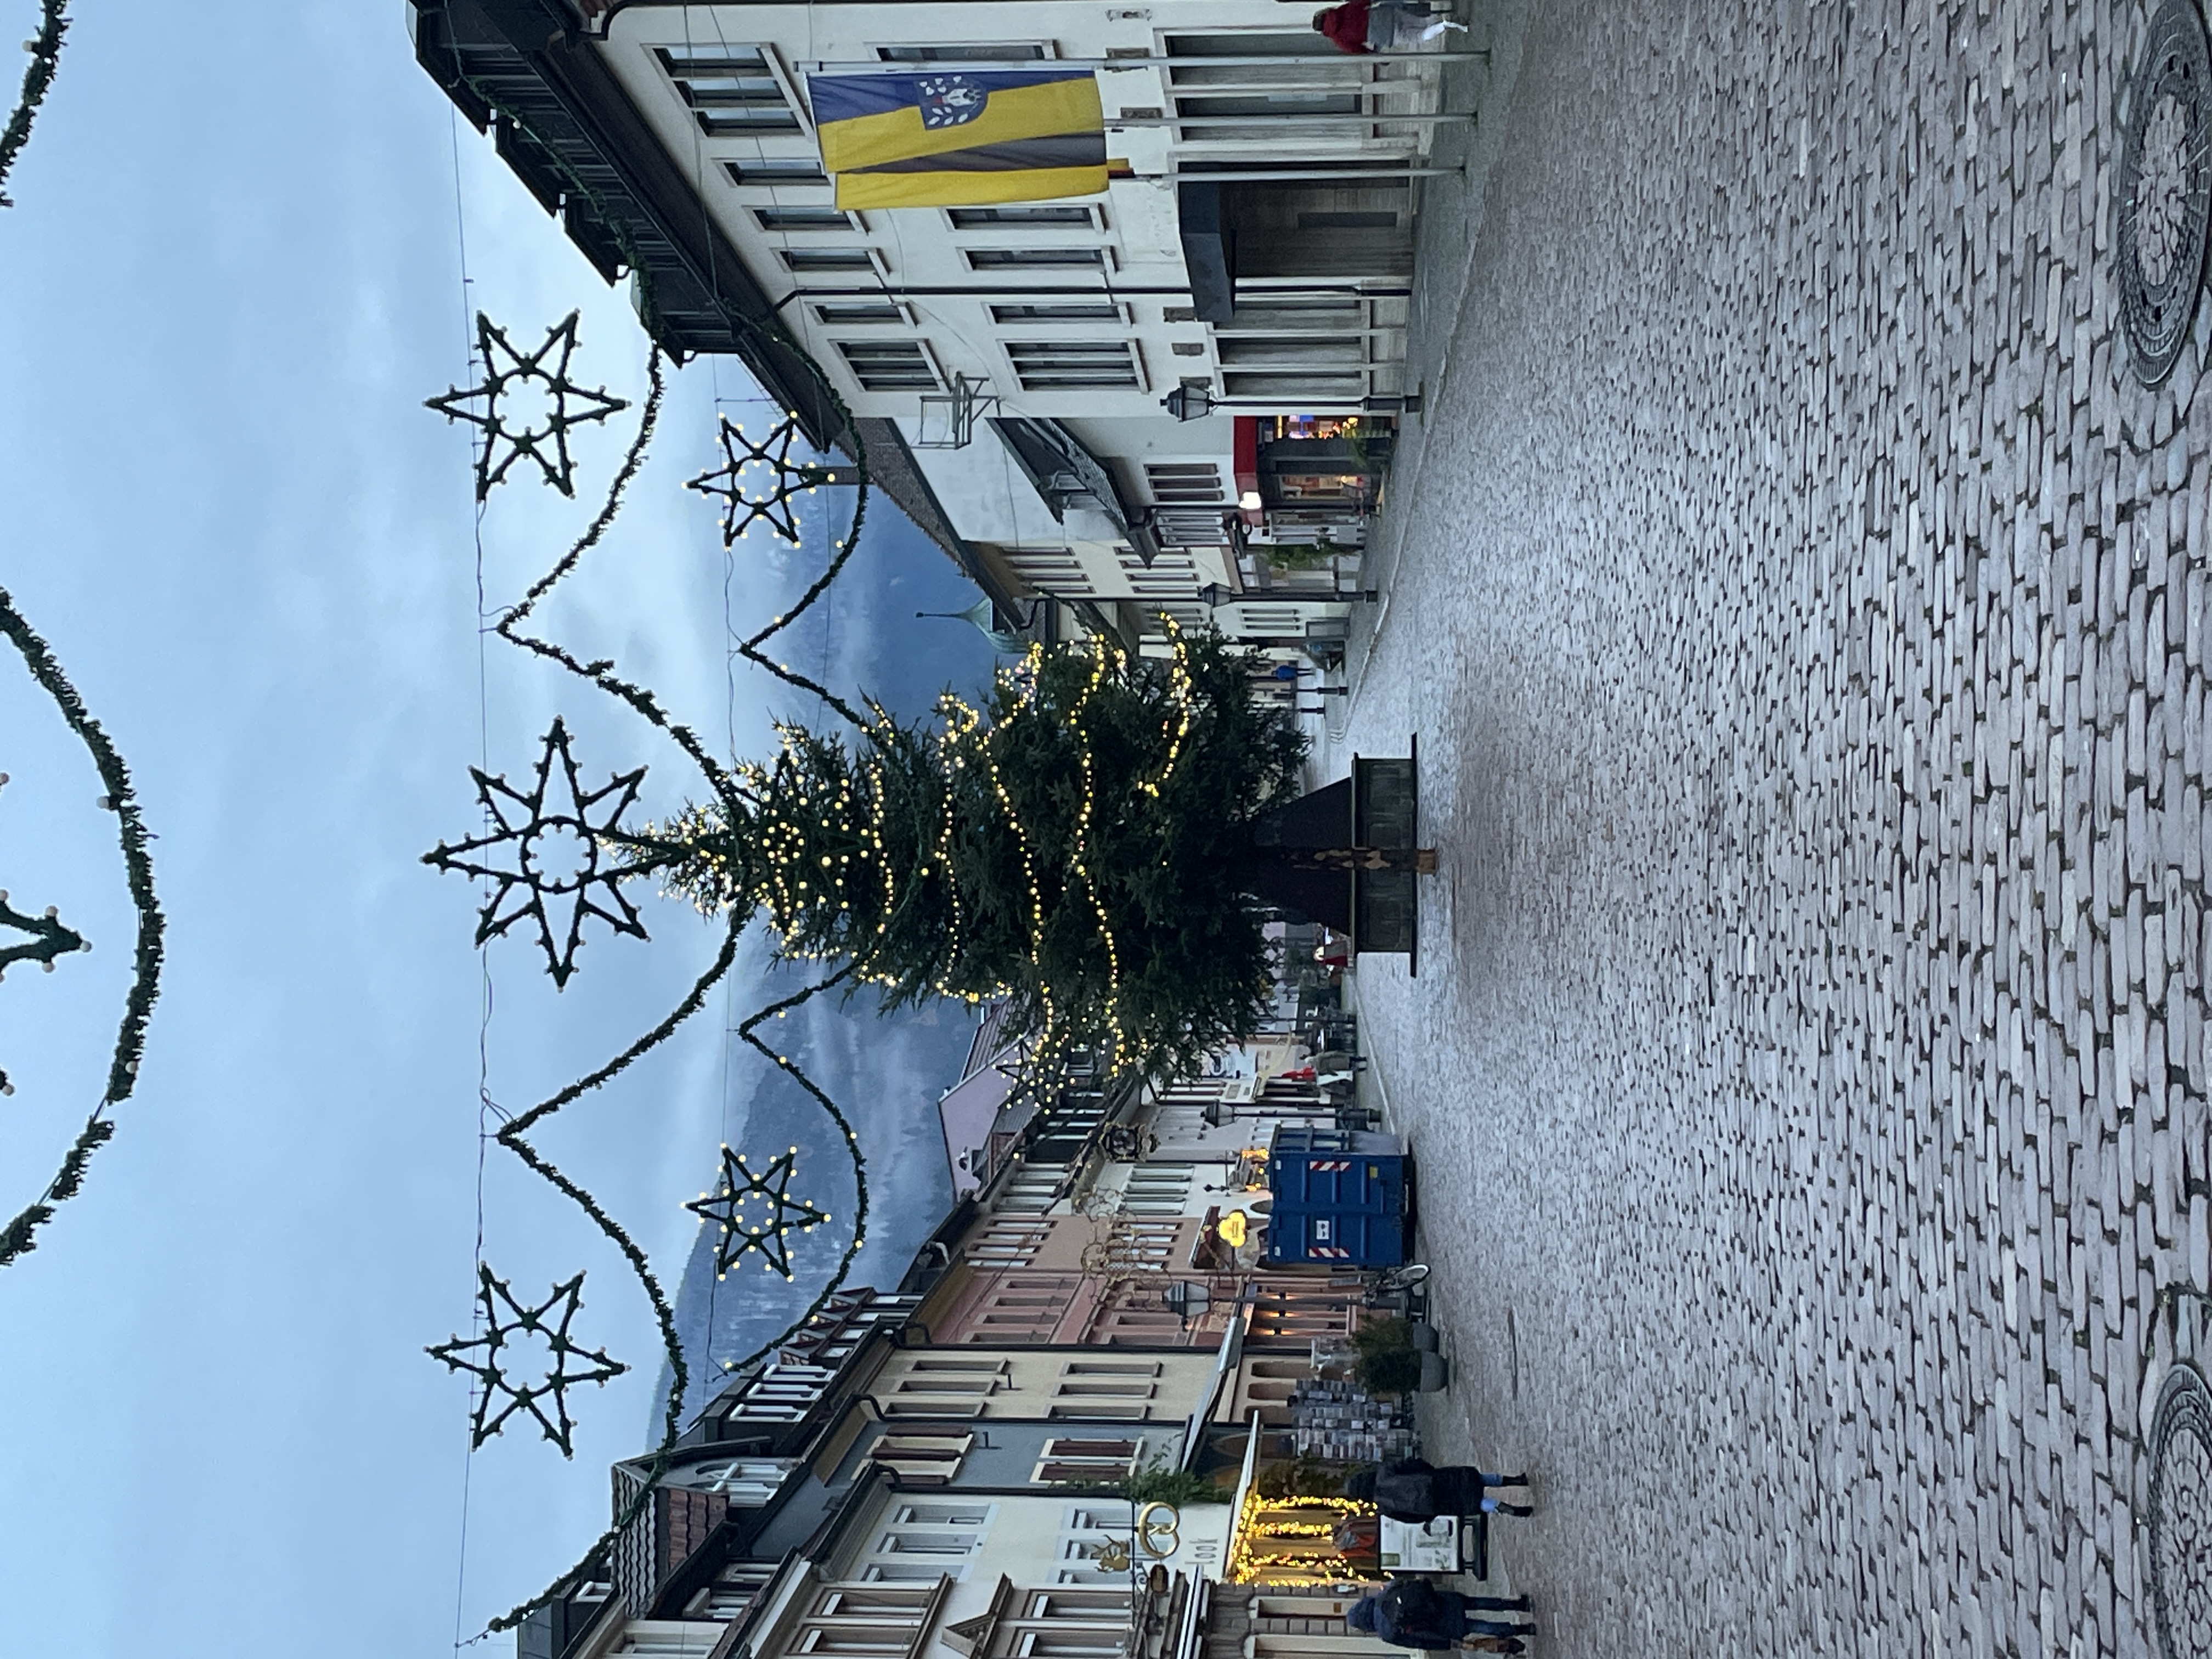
{"left": 1346, "top": 1581, "right": 1534, "bottom": 1647}
{"left": 1344, "top": 1456, "right": 1534, "bottom": 1519}
{"left": 1310, "top": 0, "right": 1468, "bottom": 53}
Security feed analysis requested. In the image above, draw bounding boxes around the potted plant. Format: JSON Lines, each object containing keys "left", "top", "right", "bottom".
{"left": 1351, "top": 1314, "right": 1449, "bottom": 1394}
{"left": 1350, "top": 1315, "right": 1423, "bottom": 1395}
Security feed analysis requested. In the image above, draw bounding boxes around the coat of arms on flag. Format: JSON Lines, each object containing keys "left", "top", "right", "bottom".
{"left": 916, "top": 75, "right": 989, "bottom": 129}
{"left": 808, "top": 68, "right": 1108, "bottom": 210}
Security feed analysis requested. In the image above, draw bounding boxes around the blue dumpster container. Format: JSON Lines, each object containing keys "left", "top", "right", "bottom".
{"left": 1263, "top": 1126, "right": 1408, "bottom": 1266}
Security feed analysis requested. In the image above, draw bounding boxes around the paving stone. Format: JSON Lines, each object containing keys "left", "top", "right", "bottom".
{"left": 1336, "top": 1, "right": 2212, "bottom": 1652}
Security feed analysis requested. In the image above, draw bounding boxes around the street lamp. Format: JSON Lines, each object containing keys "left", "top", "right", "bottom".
{"left": 1161, "top": 1280, "right": 1211, "bottom": 1327}
{"left": 1160, "top": 384, "right": 1214, "bottom": 422}
{"left": 1161, "top": 386, "right": 1424, "bottom": 420}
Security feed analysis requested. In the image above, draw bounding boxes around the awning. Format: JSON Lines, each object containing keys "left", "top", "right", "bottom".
{"left": 989, "top": 416, "right": 1164, "bottom": 566}
{"left": 1219, "top": 1410, "right": 1266, "bottom": 1572}
{"left": 1179, "top": 1316, "right": 1247, "bottom": 1470}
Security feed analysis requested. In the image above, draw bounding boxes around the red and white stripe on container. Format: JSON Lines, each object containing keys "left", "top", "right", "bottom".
{"left": 1307, "top": 1159, "right": 1352, "bottom": 1172}
{"left": 1307, "top": 1245, "right": 1352, "bottom": 1259}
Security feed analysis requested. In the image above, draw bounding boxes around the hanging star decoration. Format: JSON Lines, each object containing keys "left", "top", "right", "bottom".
{"left": 686, "top": 1145, "right": 832, "bottom": 1279}
{"left": 426, "top": 311, "right": 630, "bottom": 500}
{"left": 0, "top": 773, "right": 93, "bottom": 1097}
{"left": 423, "top": 716, "right": 649, "bottom": 989}
{"left": 428, "top": 1265, "right": 628, "bottom": 1457}
{"left": 685, "top": 415, "right": 838, "bottom": 548}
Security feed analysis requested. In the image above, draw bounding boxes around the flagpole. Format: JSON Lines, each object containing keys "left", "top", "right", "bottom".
{"left": 1107, "top": 111, "right": 1474, "bottom": 126}
{"left": 1155, "top": 167, "right": 1463, "bottom": 179}
{"left": 800, "top": 53, "right": 1489, "bottom": 71}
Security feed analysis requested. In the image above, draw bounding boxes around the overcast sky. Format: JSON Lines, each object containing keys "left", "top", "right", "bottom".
{"left": 0, "top": 5, "right": 992, "bottom": 1651}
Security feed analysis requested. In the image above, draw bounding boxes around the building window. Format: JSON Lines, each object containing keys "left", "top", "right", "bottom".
{"left": 877, "top": 43, "right": 1047, "bottom": 61}
{"left": 1008, "top": 1589, "right": 1133, "bottom": 1659}
{"left": 781, "top": 1580, "right": 950, "bottom": 1659}
{"left": 782, "top": 249, "right": 879, "bottom": 273}
{"left": 1005, "top": 341, "right": 1140, "bottom": 391}
{"left": 876, "top": 1531, "right": 979, "bottom": 1555}
{"left": 895, "top": 1502, "right": 994, "bottom": 1527}
{"left": 815, "top": 300, "right": 908, "bottom": 324}
{"left": 837, "top": 341, "right": 939, "bottom": 391}
{"left": 871, "top": 1429, "right": 974, "bottom": 1483}
{"left": 685, "top": 1560, "right": 777, "bottom": 1622}
{"left": 990, "top": 302, "right": 1123, "bottom": 324}
{"left": 618, "top": 1632, "right": 724, "bottom": 1656}
{"left": 726, "top": 157, "right": 828, "bottom": 188}
{"left": 756, "top": 206, "right": 857, "bottom": 232}
{"left": 1034, "top": 1437, "right": 1142, "bottom": 1483}
{"left": 950, "top": 205, "right": 1097, "bottom": 228}
{"left": 896, "top": 1374, "right": 1000, "bottom": 1395}
{"left": 967, "top": 248, "right": 1107, "bottom": 270}
{"left": 655, "top": 44, "right": 801, "bottom": 136}
{"left": 797, "top": 1629, "right": 918, "bottom": 1655}
{"left": 668, "top": 1456, "right": 796, "bottom": 1503}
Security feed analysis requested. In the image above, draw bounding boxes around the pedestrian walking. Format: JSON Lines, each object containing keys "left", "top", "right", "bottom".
{"left": 1344, "top": 1455, "right": 1535, "bottom": 1519}
{"left": 1310, "top": 0, "right": 1468, "bottom": 53}
{"left": 1346, "top": 1582, "right": 1535, "bottom": 1647}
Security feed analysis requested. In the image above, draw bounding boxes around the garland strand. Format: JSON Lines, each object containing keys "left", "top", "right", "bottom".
{"left": 485, "top": 963, "right": 873, "bottom": 1635}
{"left": 0, "top": 0, "right": 67, "bottom": 210}
{"left": 438, "top": 72, "right": 914, "bottom": 1635}
{"left": 455, "top": 71, "right": 875, "bottom": 733}
{"left": 0, "top": 584, "right": 167, "bottom": 1269}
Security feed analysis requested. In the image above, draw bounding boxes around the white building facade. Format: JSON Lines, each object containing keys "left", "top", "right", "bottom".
{"left": 417, "top": 0, "right": 1462, "bottom": 656}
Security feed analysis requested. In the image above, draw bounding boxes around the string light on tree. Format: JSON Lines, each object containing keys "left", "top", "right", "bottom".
{"left": 427, "top": 1265, "right": 628, "bottom": 1458}
{"left": 686, "top": 1145, "right": 831, "bottom": 1279}
{"left": 425, "top": 311, "right": 630, "bottom": 500}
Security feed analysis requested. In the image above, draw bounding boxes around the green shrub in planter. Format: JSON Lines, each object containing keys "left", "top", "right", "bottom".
{"left": 1350, "top": 1315, "right": 1422, "bottom": 1395}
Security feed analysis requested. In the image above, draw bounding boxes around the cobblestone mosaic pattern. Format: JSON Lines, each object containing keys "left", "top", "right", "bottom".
{"left": 1339, "top": 1, "right": 2212, "bottom": 1654}
{"left": 2147, "top": 1363, "right": 2212, "bottom": 1656}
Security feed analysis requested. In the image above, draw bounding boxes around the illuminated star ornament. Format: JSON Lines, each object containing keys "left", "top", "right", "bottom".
{"left": 686, "top": 415, "right": 840, "bottom": 548}
{"left": 428, "top": 1265, "right": 627, "bottom": 1457}
{"left": 425, "top": 311, "right": 630, "bottom": 500}
{"left": 422, "top": 716, "right": 649, "bottom": 988}
{"left": 686, "top": 1146, "right": 831, "bottom": 1279}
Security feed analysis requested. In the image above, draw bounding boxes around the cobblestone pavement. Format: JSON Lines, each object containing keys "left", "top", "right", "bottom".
{"left": 1335, "top": 1, "right": 2212, "bottom": 1655}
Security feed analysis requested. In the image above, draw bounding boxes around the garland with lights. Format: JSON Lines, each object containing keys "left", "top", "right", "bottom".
{"left": 415, "top": 116, "right": 885, "bottom": 1612}
{"left": 0, "top": 584, "right": 167, "bottom": 1271}
{"left": 0, "top": 0, "right": 67, "bottom": 210}
{"left": 434, "top": 70, "right": 1303, "bottom": 1637}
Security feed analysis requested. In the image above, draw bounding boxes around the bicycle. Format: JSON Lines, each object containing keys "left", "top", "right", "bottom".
{"left": 1360, "top": 1262, "right": 1432, "bottom": 1313}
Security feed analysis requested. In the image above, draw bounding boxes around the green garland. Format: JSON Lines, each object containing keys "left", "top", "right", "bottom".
{"left": 454, "top": 72, "right": 876, "bottom": 735}
{"left": 0, "top": 0, "right": 67, "bottom": 210}
{"left": 0, "top": 585, "right": 167, "bottom": 1271}
{"left": 430, "top": 69, "right": 930, "bottom": 1637}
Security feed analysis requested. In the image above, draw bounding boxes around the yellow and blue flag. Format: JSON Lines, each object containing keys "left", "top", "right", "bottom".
{"left": 808, "top": 69, "right": 1107, "bottom": 210}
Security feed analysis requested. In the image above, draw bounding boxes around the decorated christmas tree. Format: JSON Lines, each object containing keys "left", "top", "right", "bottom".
{"left": 624, "top": 625, "right": 1307, "bottom": 1084}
